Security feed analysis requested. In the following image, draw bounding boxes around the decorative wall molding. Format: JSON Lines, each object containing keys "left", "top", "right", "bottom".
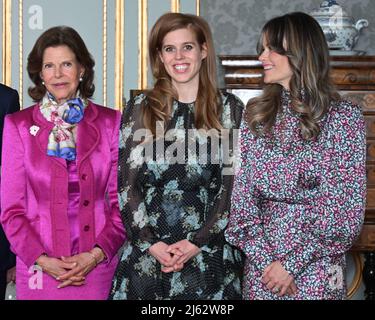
{"left": 115, "top": 0, "right": 124, "bottom": 109}
{"left": 2, "top": 0, "right": 11, "bottom": 86}
{"left": 138, "top": 0, "right": 147, "bottom": 90}
{"left": 3, "top": 0, "right": 201, "bottom": 107}
{"left": 8, "top": 0, "right": 111, "bottom": 108}
{"left": 171, "top": 0, "right": 180, "bottom": 13}
{"left": 102, "top": 0, "right": 107, "bottom": 106}
{"left": 18, "top": 0, "right": 23, "bottom": 106}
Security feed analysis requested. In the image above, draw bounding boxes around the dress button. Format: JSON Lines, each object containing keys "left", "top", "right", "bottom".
{"left": 84, "top": 225, "right": 90, "bottom": 232}
{"left": 81, "top": 174, "right": 88, "bottom": 180}
{"left": 83, "top": 200, "right": 90, "bottom": 206}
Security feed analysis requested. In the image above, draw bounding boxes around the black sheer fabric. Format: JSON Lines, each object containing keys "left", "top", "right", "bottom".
{"left": 109, "top": 91, "right": 244, "bottom": 300}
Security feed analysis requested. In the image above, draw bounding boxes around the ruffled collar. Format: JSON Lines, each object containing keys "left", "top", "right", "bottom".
{"left": 281, "top": 88, "right": 307, "bottom": 104}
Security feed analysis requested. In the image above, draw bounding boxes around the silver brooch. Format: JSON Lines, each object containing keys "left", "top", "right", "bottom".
{"left": 29, "top": 125, "right": 40, "bottom": 136}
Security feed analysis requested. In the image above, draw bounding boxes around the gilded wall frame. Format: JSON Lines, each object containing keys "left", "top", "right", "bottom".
{"left": 2, "top": 0, "right": 12, "bottom": 86}
{"left": 4, "top": 0, "right": 201, "bottom": 106}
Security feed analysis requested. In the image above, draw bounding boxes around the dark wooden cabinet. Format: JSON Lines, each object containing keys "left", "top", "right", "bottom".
{"left": 219, "top": 55, "right": 375, "bottom": 300}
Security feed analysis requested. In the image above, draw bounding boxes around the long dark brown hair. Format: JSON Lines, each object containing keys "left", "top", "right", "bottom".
{"left": 27, "top": 26, "right": 95, "bottom": 101}
{"left": 144, "top": 12, "right": 222, "bottom": 135}
{"left": 246, "top": 12, "right": 340, "bottom": 140}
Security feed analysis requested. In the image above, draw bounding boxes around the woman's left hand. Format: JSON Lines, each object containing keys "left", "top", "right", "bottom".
{"left": 163, "top": 240, "right": 201, "bottom": 272}
{"left": 261, "top": 261, "right": 297, "bottom": 297}
{"left": 56, "top": 250, "right": 103, "bottom": 288}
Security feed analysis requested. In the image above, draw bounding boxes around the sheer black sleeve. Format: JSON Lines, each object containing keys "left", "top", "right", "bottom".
{"left": 117, "top": 94, "right": 159, "bottom": 252}
{"left": 187, "top": 93, "right": 244, "bottom": 249}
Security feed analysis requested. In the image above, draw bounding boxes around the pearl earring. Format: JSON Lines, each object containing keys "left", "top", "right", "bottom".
{"left": 42, "top": 81, "right": 45, "bottom": 85}
{"left": 79, "top": 75, "right": 83, "bottom": 82}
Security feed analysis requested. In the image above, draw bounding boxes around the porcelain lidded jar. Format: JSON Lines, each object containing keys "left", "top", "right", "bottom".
{"left": 310, "top": 0, "right": 368, "bottom": 51}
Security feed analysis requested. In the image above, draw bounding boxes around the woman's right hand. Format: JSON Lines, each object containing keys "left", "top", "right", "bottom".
{"left": 148, "top": 241, "right": 183, "bottom": 271}
{"left": 35, "top": 255, "right": 85, "bottom": 285}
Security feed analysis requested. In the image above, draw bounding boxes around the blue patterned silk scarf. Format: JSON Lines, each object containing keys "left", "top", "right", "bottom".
{"left": 40, "top": 92, "right": 88, "bottom": 160}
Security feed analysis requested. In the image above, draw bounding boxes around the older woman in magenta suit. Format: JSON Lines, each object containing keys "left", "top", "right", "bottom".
{"left": 0, "top": 26, "right": 125, "bottom": 300}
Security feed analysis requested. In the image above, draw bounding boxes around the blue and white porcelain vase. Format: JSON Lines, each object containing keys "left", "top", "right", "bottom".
{"left": 310, "top": 0, "right": 368, "bottom": 52}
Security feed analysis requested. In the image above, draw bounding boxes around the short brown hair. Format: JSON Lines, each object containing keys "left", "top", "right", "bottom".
{"left": 27, "top": 26, "right": 95, "bottom": 102}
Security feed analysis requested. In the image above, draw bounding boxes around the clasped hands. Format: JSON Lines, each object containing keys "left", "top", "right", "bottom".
{"left": 261, "top": 261, "right": 298, "bottom": 297}
{"left": 35, "top": 247, "right": 105, "bottom": 289}
{"left": 148, "top": 240, "right": 201, "bottom": 273}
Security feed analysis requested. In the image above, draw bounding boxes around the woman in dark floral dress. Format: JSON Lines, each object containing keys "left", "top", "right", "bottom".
{"left": 109, "top": 12, "right": 244, "bottom": 300}
{"left": 225, "top": 12, "right": 366, "bottom": 300}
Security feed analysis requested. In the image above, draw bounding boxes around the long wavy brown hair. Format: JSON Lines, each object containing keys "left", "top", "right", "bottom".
{"left": 245, "top": 12, "right": 340, "bottom": 140}
{"left": 144, "top": 12, "right": 222, "bottom": 135}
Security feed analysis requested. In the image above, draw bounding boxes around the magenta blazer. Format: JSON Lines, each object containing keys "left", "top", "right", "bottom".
{"left": 0, "top": 101, "right": 125, "bottom": 299}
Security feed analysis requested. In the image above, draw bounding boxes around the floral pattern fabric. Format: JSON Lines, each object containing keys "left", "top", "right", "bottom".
{"left": 109, "top": 91, "right": 244, "bottom": 300}
{"left": 39, "top": 93, "right": 88, "bottom": 160}
{"left": 225, "top": 91, "right": 366, "bottom": 300}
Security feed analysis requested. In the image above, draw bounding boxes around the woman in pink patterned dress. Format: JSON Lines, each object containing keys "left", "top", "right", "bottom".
{"left": 225, "top": 12, "right": 366, "bottom": 300}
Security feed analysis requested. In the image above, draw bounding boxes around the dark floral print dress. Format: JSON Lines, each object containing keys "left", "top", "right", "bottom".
{"left": 110, "top": 91, "right": 244, "bottom": 300}
{"left": 225, "top": 90, "right": 366, "bottom": 300}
